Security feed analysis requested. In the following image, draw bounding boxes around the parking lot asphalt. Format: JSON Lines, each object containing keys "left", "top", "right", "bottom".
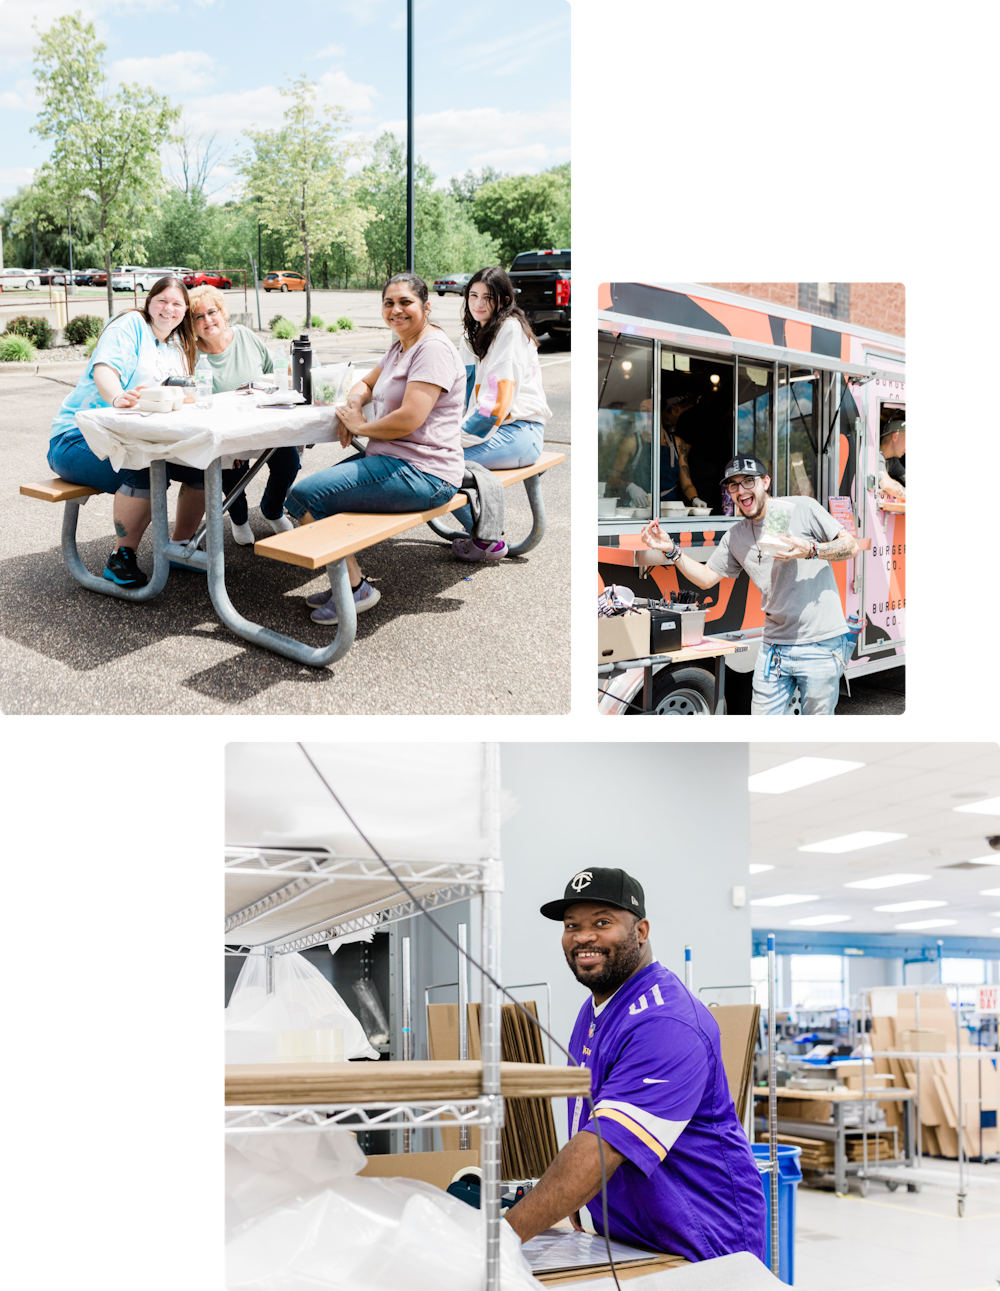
{"left": 2, "top": 294, "right": 571, "bottom": 715}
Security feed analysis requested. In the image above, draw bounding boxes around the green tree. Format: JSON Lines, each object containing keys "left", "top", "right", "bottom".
{"left": 358, "top": 134, "right": 500, "bottom": 285}
{"left": 236, "top": 75, "right": 371, "bottom": 326}
{"left": 24, "top": 11, "right": 179, "bottom": 316}
{"left": 469, "top": 172, "right": 562, "bottom": 265}
{"left": 448, "top": 165, "right": 509, "bottom": 206}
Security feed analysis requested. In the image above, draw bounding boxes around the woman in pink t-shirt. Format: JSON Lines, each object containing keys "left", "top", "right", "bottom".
{"left": 285, "top": 273, "right": 466, "bottom": 625}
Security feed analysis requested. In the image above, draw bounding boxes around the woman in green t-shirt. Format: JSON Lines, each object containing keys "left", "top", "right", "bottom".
{"left": 189, "top": 285, "right": 299, "bottom": 544}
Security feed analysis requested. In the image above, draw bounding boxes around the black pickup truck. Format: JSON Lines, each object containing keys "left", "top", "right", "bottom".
{"left": 508, "top": 248, "right": 570, "bottom": 346}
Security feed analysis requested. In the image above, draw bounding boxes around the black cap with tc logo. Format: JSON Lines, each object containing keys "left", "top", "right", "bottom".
{"left": 540, "top": 867, "right": 646, "bottom": 921}
{"left": 720, "top": 454, "right": 768, "bottom": 485}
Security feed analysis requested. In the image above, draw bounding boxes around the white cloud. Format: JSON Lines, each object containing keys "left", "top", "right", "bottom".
{"left": 0, "top": 166, "right": 36, "bottom": 186}
{"left": 111, "top": 50, "right": 218, "bottom": 94}
{"left": 0, "top": 78, "right": 39, "bottom": 111}
{"left": 467, "top": 143, "right": 554, "bottom": 173}
{"left": 310, "top": 44, "right": 345, "bottom": 59}
{"left": 0, "top": 0, "right": 179, "bottom": 69}
{"left": 181, "top": 71, "right": 378, "bottom": 139}
{"left": 375, "top": 105, "right": 569, "bottom": 155}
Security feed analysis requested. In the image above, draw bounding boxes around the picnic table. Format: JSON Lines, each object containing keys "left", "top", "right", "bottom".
{"left": 69, "top": 392, "right": 358, "bottom": 667}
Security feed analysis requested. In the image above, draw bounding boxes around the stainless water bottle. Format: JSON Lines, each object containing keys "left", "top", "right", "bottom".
{"left": 291, "top": 333, "right": 313, "bottom": 403}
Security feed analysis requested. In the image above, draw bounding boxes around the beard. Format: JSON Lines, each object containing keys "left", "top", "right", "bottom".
{"left": 565, "top": 926, "right": 644, "bottom": 995}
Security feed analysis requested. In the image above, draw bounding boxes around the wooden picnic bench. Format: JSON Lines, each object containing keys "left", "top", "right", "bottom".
{"left": 254, "top": 450, "right": 565, "bottom": 568}
{"left": 19, "top": 449, "right": 565, "bottom": 669}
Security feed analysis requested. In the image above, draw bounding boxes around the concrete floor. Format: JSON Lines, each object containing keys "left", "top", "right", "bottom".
{"left": 793, "top": 1160, "right": 1000, "bottom": 1291}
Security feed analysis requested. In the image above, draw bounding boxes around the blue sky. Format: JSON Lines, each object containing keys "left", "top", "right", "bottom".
{"left": 0, "top": 0, "right": 570, "bottom": 202}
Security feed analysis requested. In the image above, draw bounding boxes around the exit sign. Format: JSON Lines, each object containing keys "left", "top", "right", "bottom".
{"left": 978, "top": 985, "right": 999, "bottom": 1015}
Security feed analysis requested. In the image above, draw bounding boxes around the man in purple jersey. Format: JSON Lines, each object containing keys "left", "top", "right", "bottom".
{"left": 505, "top": 867, "right": 766, "bottom": 1263}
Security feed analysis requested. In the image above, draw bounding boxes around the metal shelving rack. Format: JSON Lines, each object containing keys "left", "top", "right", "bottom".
{"left": 857, "top": 984, "right": 1000, "bottom": 1216}
{"left": 224, "top": 743, "right": 506, "bottom": 1291}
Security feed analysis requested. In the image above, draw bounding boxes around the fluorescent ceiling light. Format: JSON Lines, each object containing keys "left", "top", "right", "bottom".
{"left": 748, "top": 757, "right": 864, "bottom": 794}
{"left": 799, "top": 831, "right": 907, "bottom": 854}
{"left": 789, "top": 914, "right": 852, "bottom": 926}
{"left": 894, "top": 919, "right": 959, "bottom": 930}
{"left": 874, "top": 900, "right": 947, "bottom": 913}
{"left": 844, "top": 873, "right": 931, "bottom": 890}
{"left": 750, "top": 894, "right": 820, "bottom": 907}
{"left": 963, "top": 855, "right": 1000, "bottom": 867}
{"left": 749, "top": 864, "right": 774, "bottom": 874}
{"left": 953, "top": 798, "right": 1000, "bottom": 815}
{"left": 980, "top": 888, "right": 1000, "bottom": 897}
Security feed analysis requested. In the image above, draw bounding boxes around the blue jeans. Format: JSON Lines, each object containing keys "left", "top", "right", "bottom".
{"left": 751, "top": 635, "right": 851, "bottom": 715}
{"left": 48, "top": 429, "right": 130, "bottom": 494}
{"left": 453, "top": 420, "right": 543, "bottom": 531}
{"left": 48, "top": 429, "right": 208, "bottom": 498}
{"left": 285, "top": 452, "right": 457, "bottom": 521}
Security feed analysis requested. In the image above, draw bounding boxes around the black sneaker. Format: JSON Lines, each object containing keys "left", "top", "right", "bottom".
{"left": 103, "top": 546, "right": 148, "bottom": 587}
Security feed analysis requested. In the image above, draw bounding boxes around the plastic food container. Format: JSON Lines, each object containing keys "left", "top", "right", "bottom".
{"left": 310, "top": 361, "right": 354, "bottom": 407}
{"left": 597, "top": 498, "right": 617, "bottom": 517}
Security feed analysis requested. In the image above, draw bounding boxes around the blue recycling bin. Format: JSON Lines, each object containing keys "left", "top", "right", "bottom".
{"left": 752, "top": 1144, "right": 802, "bottom": 1285}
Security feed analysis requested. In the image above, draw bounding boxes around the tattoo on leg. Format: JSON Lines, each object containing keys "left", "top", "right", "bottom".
{"left": 114, "top": 520, "right": 127, "bottom": 538}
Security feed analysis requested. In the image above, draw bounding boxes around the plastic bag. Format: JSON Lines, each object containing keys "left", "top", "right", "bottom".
{"left": 310, "top": 362, "right": 354, "bottom": 407}
{"left": 226, "top": 1130, "right": 366, "bottom": 1232}
{"left": 353, "top": 979, "right": 390, "bottom": 1047}
{"left": 226, "top": 950, "right": 378, "bottom": 1063}
{"left": 225, "top": 1165, "right": 539, "bottom": 1290}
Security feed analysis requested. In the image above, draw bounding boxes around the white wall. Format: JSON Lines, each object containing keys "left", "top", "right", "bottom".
{"left": 497, "top": 742, "right": 752, "bottom": 1067}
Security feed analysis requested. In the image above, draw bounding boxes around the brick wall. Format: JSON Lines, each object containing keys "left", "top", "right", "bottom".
{"left": 848, "top": 283, "right": 905, "bottom": 336}
{"left": 703, "top": 282, "right": 797, "bottom": 308}
{"left": 797, "top": 282, "right": 850, "bottom": 323}
{"left": 701, "top": 282, "right": 905, "bottom": 337}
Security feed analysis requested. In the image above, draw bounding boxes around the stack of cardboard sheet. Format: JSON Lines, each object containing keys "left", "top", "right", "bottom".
{"left": 868, "top": 988, "right": 999, "bottom": 1159}
{"left": 708, "top": 1003, "right": 760, "bottom": 1122}
{"left": 428, "top": 1001, "right": 562, "bottom": 1179}
{"left": 224, "top": 1059, "right": 590, "bottom": 1105}
{"left": 773, "top": 1131, "right": 900, "bottom": 1172}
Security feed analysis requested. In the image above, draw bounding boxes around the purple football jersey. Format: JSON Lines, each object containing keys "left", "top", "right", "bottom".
{"left": 568, "top": 961, "right": 766, "bottom": 1263}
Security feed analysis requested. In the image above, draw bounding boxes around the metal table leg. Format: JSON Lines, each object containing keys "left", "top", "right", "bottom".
{"left": 60, "top": 458, "right": 171, "bottom": 601}
{"left": 202, "top": 459, "right": 357, "bottom": 667}
{"left": 642, "top": 664, "right": 653, "bottom": 713}
{"left": 714, "top": 656, "right": 727, "bottom": 714}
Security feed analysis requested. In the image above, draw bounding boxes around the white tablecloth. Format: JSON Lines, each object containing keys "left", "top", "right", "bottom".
{"left": 75, "top": 390, "right": 342, "bottom": 471}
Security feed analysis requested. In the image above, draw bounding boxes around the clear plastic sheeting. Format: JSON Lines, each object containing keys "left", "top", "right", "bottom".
{"left": 226, "top": 950, "right": 377, "bottom": 1064}
{"left": 226, "top": 743, "right": 498, "bottom": 861}
{"left": 226, "top": 1134, "right": 538, "bottom": 1291}
{"left": 226, "top": 1131, "right": 367, "bottom": 1231}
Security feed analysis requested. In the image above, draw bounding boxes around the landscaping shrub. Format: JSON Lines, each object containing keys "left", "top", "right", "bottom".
{"left": 0, "top": 334, "right": 37, "bottom": 362}
{"left": 310, "top": 315, "right": 324, "bottom": 328}
{"left": 326, "top": 322, "right": 340, "bottom": 332}
{"left": 269, "top": 313, "right": 288, "bottom": 330}
{"left": 84, "top": 335, "right": 100, "bottom": 357}
{"left": 272, "top": 318, "right": 295, "bottom": 339}
{"left": 64, "top": 314, "right": 104, "bottom": 345}
{"left": 335, "top": 316, "right": 354, "bottom": 331}
{"left": 6, "top": 314, "right": 53, "bottom": 349}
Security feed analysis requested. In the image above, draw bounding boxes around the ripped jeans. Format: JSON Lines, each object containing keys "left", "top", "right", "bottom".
{"left": 751, "top": 635, "right": 852, "bottom": 716}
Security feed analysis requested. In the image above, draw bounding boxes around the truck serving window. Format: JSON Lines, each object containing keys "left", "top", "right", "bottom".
{"left": 598, "top": 333, "right": 653, "bottom": 522}
{"left": 511, "top": 252, "right": 571, "bottom": 271}
{"left": 775, "top": 366, "right": 820, "bottom": 499}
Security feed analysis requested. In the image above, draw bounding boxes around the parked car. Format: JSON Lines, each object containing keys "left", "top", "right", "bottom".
{"left": 263, "top": 271, "right": 306, "bottom": 292}
{"left": 74, "top": 268, "right": 104, "bottom": 286}
{"left": 114, "top": 266, "right": 160, "bottom": 292}
{"left": 508, "top": 248, "right": 570, "bottom": 345}
{"left": 38, "top": 267, "right": 70, "bottom": 286}
{"left": 433, "top": 273, "right": 473, "bottom": 297}
{"left": 182, "top": 270, "right": 233, "bottom": 290}
{"left": 0, "top": 268, "right": 41, "bottom": 290}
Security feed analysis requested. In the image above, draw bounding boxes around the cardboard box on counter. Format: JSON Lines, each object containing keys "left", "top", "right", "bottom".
{"left": 598, "top": 611, "right": 649, "bottom": 664}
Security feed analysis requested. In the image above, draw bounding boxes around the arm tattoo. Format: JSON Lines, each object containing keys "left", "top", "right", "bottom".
{"left": 816, "top": 536, "right": 857, "bottom": 562}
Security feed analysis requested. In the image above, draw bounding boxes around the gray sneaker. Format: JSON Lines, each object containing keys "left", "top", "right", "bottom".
{"left": 310, "top": 579, "right": 381, "bottom": 624}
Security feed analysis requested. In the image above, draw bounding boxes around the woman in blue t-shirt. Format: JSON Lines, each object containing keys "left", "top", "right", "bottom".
{"left": 47, "top": 275, "right": 203, "bottom": 587}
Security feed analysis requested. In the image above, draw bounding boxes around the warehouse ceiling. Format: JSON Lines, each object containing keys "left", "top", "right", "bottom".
{"left": 748, "top": 743, "right": 1000, "bottom": 938}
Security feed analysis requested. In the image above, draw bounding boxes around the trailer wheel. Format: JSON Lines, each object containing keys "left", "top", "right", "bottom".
{"left": 644, "top": 667, "right": 717, "bottom": 716}
{"left": 858, "top": 1179, "right": 870, "bottom": 1198}
{"left": 885, "top": 1180, "right": 900, "bottom": 1192}
{"left": 907, "top": 1183, "right": 921, "bottom": 1193}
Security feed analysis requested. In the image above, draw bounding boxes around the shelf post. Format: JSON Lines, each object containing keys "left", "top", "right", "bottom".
{"left": 265, "top": 945, "right": 275, "bottom": 996}
{"left": 767, "top": 931, "right": 779, "bottom": 1280}
{"left": 458, "top": 922, "right": 470, "bottom": 1152}
{"left": 402, "top": 934, "right": 412, "bottom": 1153}
{"left": 481, "top": 743, "right": 503, "bottom": 1291}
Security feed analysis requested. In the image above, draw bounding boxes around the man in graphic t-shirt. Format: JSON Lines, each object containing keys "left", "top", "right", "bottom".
{"left": 639, "top": 454, "right": 860, "bottom": 715}
{"left": 504, "top": 868, "right": 766, "bottom": 1265}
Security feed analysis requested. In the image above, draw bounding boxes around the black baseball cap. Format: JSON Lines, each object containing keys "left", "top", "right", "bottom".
{"left": 720, "top": 454, "right": 768, "bottom": 485}
{"left": 540, "top": 867, "right": 646, "bottom": 921}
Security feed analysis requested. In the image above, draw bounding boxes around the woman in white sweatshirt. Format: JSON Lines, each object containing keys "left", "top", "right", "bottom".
{"left": 453, "top": 266, "right": 552, "bottom": 560}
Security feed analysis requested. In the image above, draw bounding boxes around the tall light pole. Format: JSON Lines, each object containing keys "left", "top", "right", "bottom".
{"left": 406, "top": 0, "right": 414, "bottom": 272}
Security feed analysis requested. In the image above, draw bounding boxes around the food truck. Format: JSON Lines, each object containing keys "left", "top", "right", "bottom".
{"left": 597, "top": 283, "right": 905, "bottom": 714}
